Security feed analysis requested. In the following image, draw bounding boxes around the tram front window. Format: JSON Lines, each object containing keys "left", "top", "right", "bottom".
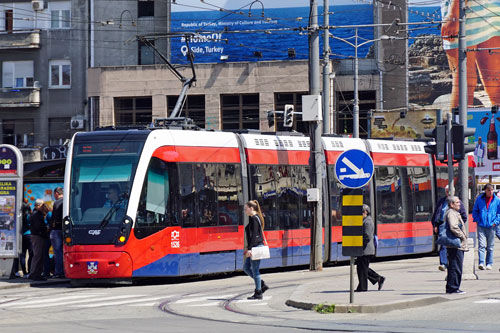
{"left": 70, "top": 147, "right": 140, "bottom": 226}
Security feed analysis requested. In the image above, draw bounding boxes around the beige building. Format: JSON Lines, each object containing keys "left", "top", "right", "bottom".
{"left": 88, "top": 58, "right": 381, "bottom": 136}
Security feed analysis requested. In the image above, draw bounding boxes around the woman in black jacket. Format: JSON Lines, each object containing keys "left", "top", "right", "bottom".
{"left": 243, "top": 200, "right": 269, "bottom": 300}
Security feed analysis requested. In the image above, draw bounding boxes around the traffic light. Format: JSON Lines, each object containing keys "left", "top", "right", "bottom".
{"left": 451, "top": 124, "right": 476, "bottom": 161}
{"left": 424, "top": 124, "right": 447, "bottom": 162}
{"left": 267, "top": 111, "right": 275, "bottom": 128}
{"left": 283, "top": 104, "right": 294, "bottom": 128}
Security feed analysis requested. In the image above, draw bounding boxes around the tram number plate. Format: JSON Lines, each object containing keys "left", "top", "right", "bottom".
{"left": 171, "top": 230, "right": 180, "bottom": 248}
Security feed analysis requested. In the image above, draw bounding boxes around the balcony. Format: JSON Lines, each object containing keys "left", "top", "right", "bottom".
{"left": 0, "top": 88, "right": 40, "bottom": 107}
{"left": 0, "top": 30, "right": 40, "bottom": 49}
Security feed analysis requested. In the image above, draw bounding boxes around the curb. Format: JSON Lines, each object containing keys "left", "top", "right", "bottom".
{"left": 286, "top": 296, "right": 449, "bottom": 313}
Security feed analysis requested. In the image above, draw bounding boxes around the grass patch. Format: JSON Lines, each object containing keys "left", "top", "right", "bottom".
{"left": 313, "top": 303, "right": 336, "bottom": 314}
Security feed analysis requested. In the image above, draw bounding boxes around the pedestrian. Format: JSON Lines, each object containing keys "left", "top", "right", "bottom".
{"left": 49, "top": 187, "right": 64, "bottom": 278}
{"left": 444, "top": 196, "right": 468, "bottom": 294}
{"left": 430, "top": 185, "right": 467, "bottom": 271}
{"left": 29, "top": 199, "right": 48, "bottom": 281}
{"left": 20, "top": 199, "right": 33, "bottom": 277}
{"left": 472, "top": 183, "right": 500, "bottom": 270}
{"left": 355, "top": 204, "right": 385, "bottom": 292}
{"left": 243, "top": 200, "right": 269, "bottom": 300}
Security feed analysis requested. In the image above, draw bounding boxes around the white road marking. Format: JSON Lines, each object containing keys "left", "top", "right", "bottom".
{"left": 12, "top": 295, "right": 146, "bottom": 309}
{"left": 187, "top": 302, "right": 221, "bottom": 307}
{"left": 73, "top": 296, "right": 165, "bottom": 308}
{"left": 0, "top": 294, "right": 105, "bottom": 307}
{"left": 175, "top": 294, "right": 235, "bottom": 304}
{"left": 475, "top": 299, "right": 500, "bottom": 304}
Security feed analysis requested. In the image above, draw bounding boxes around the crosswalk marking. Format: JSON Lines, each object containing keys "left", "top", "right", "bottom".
{"left": 187, "top": 302, "right": 221, "bottom": 307}
{"left": 236, "top": 296, "right": 271, "bottom": 303}
{"left": 475, "top": 299, "right": 500, "bottom": 304}
{"left": 0, "top": 294, "right": 105, "bottom": 307}
{"left": 10, "top": 295, "right": 147, "bottom": 309}
{"left": 73, "top": 296, "right": 165, "bottom": 308}
{"left": 175, "top": 294, "right": 235, "bottom": 304}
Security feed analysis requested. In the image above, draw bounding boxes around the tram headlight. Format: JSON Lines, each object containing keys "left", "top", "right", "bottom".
{"left": 118, "top": 236, "right": 126, "bottom": 243}
{"left": 65, "top": 237, "right": 72, "bottom": 244}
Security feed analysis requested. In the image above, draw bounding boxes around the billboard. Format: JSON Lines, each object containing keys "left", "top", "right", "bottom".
{"left": 371, "top": 109, "right": 438, "bottom": 139}
{"left": 468, "top": 108, "right": 500, "bottom": 176}
{"left": 170, "top": 1, "right": 439, "bottom": 64}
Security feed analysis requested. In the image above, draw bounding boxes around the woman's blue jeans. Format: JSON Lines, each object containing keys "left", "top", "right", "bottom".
{"left": 243, "top": 256, "right": 261, "bottom": 291}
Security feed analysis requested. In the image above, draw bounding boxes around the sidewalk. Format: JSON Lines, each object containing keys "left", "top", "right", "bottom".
{"left": 286, "top": 247, "right": 500, "bottom": 313}
{"left": 0, "top": 275, "right": 69, "bottom": 290}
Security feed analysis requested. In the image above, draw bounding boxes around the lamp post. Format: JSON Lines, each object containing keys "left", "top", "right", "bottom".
{"left": 330, "top": 29, "right": 401, "bottom": 138}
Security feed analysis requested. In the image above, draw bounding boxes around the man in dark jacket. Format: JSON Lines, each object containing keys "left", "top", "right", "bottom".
{"left": 431, "top": 185, "right": 467, "bottom": 271}
{"left": 29, "top": 199, "right": 47, "bottom": 281}
{"left": 49, "top": 187, "right": 64, "bottom": 278}
{"left": 355, "top": 204, "right": 385, "bottom": 292}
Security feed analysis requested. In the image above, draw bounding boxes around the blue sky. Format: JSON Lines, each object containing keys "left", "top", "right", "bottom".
{"left": 172, "top": 0, "right": 438, "bottom": 12}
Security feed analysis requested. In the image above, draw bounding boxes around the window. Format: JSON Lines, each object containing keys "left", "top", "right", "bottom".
{"left": 90, "top": 97, "right": 100, "bottom": 131}
{"left": 375, "top": 166, "right": 404, "bottom": 224}
{"left": 336, "top": 90, "right": 376, "bottom": 138}
{"left": 138, "top": 41, "right": 155, "bottom": 65}
{"left": 138, "top": 0, "right": 155, "bottom": 17}
{"left": 135, "top": 158, "right": 177, "bottom": 239}
{"left": 274, "top": 92, "right": 308, "bottom": 134}
{"left": 221, "top": 94, "right": 259, "bottom": 130}
{"left": 49, "top": 118, "right": 71, "bottom": 146}
{"left": 114, "top": 97, "right": 152, "bottom": 126}
{"left": 167, "top": 95, "right": 205, "bottom": 128}
{"left": 2, "top": 119, "right": 34, "bottom": 147}
{"left": 2, "top": 61, "right": 34, "bottom": 88}
{"left": 409, "top": 167, "right": 432, "bottom": 222}
{"left": 49, "top": 60, "right": 71, "bottom": 88}
{"left": 51, "top": 10, "right": 70, "bottom": 29}
{"left": 5, "top": 10, "right": 13, "bottom": 32}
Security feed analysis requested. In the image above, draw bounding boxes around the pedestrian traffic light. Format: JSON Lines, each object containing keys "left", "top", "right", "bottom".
{"left": 267, "top": 111, "right": 275, "bottom": 128}
{"left": 451, "top": 124, "right": 476, "bottom": 161}
{"left": 424, "top": 124, "right": 447, "bottom": 162}
{"left": 283, "top": 104, "right": 294, "bottom": 128}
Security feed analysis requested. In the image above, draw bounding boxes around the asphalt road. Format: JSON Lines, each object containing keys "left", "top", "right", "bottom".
{"left": 1, "top": 259, "right": 499, "bottom": 332}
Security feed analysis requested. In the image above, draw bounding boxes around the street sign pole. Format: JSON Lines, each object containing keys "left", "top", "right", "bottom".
{"left": 335, "top": 149, "right": 374, "bottom": 303}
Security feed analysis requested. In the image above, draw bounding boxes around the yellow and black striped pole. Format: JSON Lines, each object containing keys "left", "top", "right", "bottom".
{"left": 342, "top": 188, "right": 364, "bottom": 257}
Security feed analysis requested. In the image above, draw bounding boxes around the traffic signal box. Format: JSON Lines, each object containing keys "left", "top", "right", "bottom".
{"left": 424, "top": 122, "right": 475, "bottom": 163}
{"left": 341, "top": 188, "right": 364, "bottom": 257}
{"left": 283, "top": 104, "right": 294, "bottom": 128}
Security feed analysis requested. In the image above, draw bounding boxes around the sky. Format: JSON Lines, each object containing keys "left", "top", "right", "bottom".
{"left": 171, "top": 0, "right": 439, "bottom": 12}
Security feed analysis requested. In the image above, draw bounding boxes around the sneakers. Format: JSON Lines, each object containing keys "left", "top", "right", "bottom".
{"left": 438, "top": 265, "right": 446, "bottom": 271}
{"left": 247, "top": 289, "right": 263, "bottom": 300}
{"left": 479, "top": 264, "right": 485, "bottom": 270}
{"left": 447, "top": 289, "right": 466, "bottom": 294}
{"left": 378, "top": 276, "right": 386, "bottom": 291}
{"left": 486, "top": 265, "right": 492, "bottom": 270}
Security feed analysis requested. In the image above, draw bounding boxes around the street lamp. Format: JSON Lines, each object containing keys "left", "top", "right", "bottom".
{"left": 330, "top": 29, "right": 402, "bottom": 138}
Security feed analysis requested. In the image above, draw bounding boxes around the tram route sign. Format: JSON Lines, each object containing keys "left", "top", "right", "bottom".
{"left": 334, "top": 149, "right": 374, "bottom": 189}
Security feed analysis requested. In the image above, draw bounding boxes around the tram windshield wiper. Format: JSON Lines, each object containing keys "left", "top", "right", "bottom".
{"left": 97, "top": 193, "right": 128, "bottom": 230}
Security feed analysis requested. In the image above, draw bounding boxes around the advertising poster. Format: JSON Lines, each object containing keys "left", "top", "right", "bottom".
{"left": 0, "top": 181, "right": 16, "bottom": 257}
{"left": 468, "top": 108, "right": 500, "bottom": 176}
{"left": 170, "top": 1, "right": 439, "bottom": 64}
{"left": 371, "top": 110, "right": 437, "bottom": 139}
{"left": 24, "top": 183, "right": 64, "bottom": 211}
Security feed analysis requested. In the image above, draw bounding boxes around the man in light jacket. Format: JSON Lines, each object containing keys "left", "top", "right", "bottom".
{"left": 444, "top": 196, "right": 468, "bottom": 294}
{"left": 472, "top": 184, "right": 500, "bottom": 270}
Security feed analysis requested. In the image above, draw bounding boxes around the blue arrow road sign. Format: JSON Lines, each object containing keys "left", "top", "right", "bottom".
{"left": 334, "top": 149, "right": 374, "bottom": 189}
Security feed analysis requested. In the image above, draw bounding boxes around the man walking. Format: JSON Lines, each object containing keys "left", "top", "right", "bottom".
{"left": 29, "top": 199, "right": 47, "bottom": 281}
{"left": 472, "top": 184, "right": 500, "bottom": 270}
{"left": 49, "top": 187, "right": 64, "bottom": 278}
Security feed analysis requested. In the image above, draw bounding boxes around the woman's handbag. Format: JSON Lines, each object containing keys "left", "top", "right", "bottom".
{"left": 436, "top": 220, "right": 461, "bottom": 248}
{"left": 251, "top": 217, "right": 270, "bottom": 260}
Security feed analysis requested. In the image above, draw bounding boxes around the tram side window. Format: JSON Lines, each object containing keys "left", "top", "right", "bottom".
{"left": 400, "top": 167, "right": 414, "bottom": 222}
{"left": 297, "top": 165, "right": 312, "bottom": 229}
{"left": 251, "top": 165, "right": 277, "bottom": 230}
{"left": 277, "top": 165, "right": 299, "bottom": 229}
{"left": 217, "top": 164, "right": 242, "bottom": 226}
{"left": 179, "top": 163, "right": 196, "bottom": 227}
{"left": 375, "top": 166, "right": 403, "bottom": 223}
{"left": 410, "top": 167, "right": 432, "bottom": 222}
{"left": 135, "top": 157, "right": 176, "bottom": 239}
{"left": 328, "top": 165, "right": 342, "bottom": 227}
{"left": 197, "top": 163, "right": 217, "bottom": 227}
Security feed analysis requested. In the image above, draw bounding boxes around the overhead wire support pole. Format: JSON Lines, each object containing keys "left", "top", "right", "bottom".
{"left": 309, "top": 0, "right": 323, "bottom": 271}
{"left": 322, "top": 0, "right": 330, "bottom": 134}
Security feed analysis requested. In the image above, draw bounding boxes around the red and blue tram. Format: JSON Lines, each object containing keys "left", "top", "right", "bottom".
{"left": 62, "top": 129, "right": 475, "bottom": 280}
